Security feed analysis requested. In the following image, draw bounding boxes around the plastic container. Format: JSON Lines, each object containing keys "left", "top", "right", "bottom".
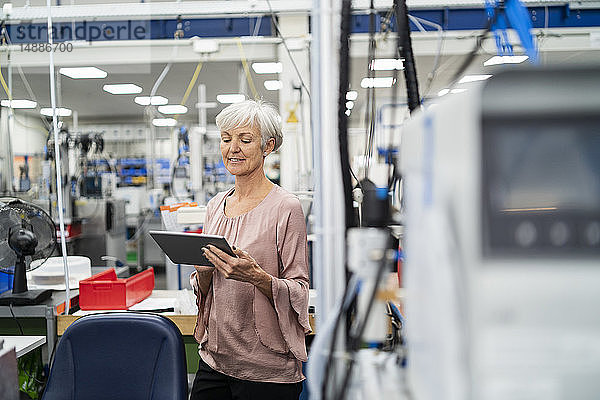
{"left": 0, "top": 267, "right": 14, "bottom": 295}
{"left": 29, "top": 256, "right": 91, "bottom": 289}
{"left": 79, "top": 268, "right": 155, "bottom": 310}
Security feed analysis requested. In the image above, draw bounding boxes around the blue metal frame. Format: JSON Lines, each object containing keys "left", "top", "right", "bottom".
{"left": 351, "top": 5, "right": 600, "bottom": 32}
{"left": 6, "top": 16, "right": 272, "bottom": 43}
{"left": 5, "top": 6, "right": 600, "bottom": 44}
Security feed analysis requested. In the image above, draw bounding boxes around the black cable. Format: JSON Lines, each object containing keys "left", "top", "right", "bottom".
{"left": 448, "top": 7, "right": 499, "bottom": 88}
{"left": 265, "top": 0, "right": 311, "bottom": 102}
{"left": 349, "top": 167, "right": 363, "bottom": 191}
{"left": 335, "top": 247, "right": 391, "bottom": 400}
{"left": 394, "top": 0, "right": 421, "bottom": 114}
{"left": 338, "top": 0, "right": 357, "bottom": 230}
{"left": 9, "top": 302, "right": 24, "bottom": 335}
{"left": 321, "top": 276, "right": 360, "bottom": 399}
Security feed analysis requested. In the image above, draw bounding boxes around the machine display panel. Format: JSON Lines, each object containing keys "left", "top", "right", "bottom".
{"left": 482, "top": 117, "right": 600, "bottom": 255}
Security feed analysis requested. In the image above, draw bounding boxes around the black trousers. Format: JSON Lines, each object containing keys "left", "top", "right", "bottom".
{"left": 190, "top": 358, "right": 304, "bottom": 400}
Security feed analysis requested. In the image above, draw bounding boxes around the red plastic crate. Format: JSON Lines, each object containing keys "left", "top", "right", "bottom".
{"left": 79, "top": 268, "right": 155, "bottom": 310}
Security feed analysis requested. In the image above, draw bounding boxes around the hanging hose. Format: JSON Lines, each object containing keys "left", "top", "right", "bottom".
{"left": 394, "top": 0, "right": 421, "bottom": 114}
{"left": 338, "top": 0, "right": 357, "bottom": 230}
{"left": 362, "top": 0, "right": 377, "bottom": 180}
{"left": 46, "top": 0, "right": 70, "bottom": 315}
{"left": 174, "top": 62, "right": 203, "bottom": 121}
{"left": 235, "top": 38, "right": 259, "bottom": 100}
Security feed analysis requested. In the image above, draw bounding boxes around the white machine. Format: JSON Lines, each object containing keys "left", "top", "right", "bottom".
{"left": 401, "top": 67, "right": 600, "bottom": 400}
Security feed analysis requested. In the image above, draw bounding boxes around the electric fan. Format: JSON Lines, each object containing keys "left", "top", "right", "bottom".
{"left": 0, "top": 198, "right": 57, "bottom": 305}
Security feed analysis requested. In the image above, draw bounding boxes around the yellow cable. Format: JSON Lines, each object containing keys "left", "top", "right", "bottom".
{"left": 0, "top": 59, "right": 13, "bottom": 100}
{"left": 174, "top": 61, "right": 203, "bottom": 121}
{"left": 235, "top": 38, "right": 259, "bottom": 100}
{"left": 180, "top": 62, "right": 203, "bottom": 107}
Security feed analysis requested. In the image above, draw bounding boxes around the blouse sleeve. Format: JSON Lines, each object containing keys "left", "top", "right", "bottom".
{"left": 271, "top": 196, "right": 311, "bottom": 361}
{"left": 190, "top": 196, "right": 217, "bottom": 342}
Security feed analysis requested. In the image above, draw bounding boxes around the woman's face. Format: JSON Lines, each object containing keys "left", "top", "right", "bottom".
{"left": 220, "top": 125, "right": 270, "bottom": 177}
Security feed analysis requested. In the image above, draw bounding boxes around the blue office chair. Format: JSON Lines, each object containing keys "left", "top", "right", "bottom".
{"left": 42, "top": 312, "right": 188, "bottom": 400}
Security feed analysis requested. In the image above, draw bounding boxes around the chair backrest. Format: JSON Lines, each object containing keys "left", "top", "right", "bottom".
{"left": 42, "top": 312, "right": 188, "bottom": 400}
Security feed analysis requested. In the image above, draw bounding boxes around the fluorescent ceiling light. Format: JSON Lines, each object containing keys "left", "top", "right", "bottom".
{"left": 158, "top": 104, "right": 188, "bottom": 114}
{"left": 346, "top": 91, "right": 358, "bottom": 101}
{"left": 370, "top": 58, "right": 404, "bottom": 71}
{"left": 59, "top": 67, "right": 107, "bottom": 79}
{"left": 361, "top": 77, "right": 394, "bottom": 88}
{"left": 191, "top": 38, "right": 219, "bottom": 54}
{"left": 437, "top": 88, "right": 450, "bottom": 97}
{"left": 451, "top": 88, "right": 467, "bottom": 94}
{"left": 264, "top": 80, "right": 283, "bottom": 91}
{"left": 103, "top": 84, "right": 142, "bottom": 94}
{"left": 152, "top": 118, "right": 177, "bottom": 127}
{"left": 484, "top": 55, "right": 529, "bottom": 66}
{"left": 346, "top": 101, "right": 354, "bottom": 110}
{"left": 345, "top": 109, "right": 351, "bottom": 116}
{"left": 458, "top": 74, "right": 492, "bottom": 84}
{"left": 134, "top": 96, "right": 168, "bottom": 106}
{"left": 216, "top": 94, "right": 245, "bottom": 104}
{"left": 1, "top": 99, "right": 37, "bottom": 108}
{"left": 40, "top": 107, "right": 72, "bottom": 117}
{"left": 251, "top": 62, "right": 283, "bottom": 74}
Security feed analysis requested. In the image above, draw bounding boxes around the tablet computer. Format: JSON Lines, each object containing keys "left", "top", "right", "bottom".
{"left": 149, "top": 230, "right": 236, "bottom": 267}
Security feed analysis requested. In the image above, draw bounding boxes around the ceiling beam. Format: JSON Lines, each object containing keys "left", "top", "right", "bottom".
{"left": 3, "top": 0, "right": 600, "bottom": 22}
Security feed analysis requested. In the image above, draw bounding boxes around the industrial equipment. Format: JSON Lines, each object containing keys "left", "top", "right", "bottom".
{"left": 42, "top": 127, "right": 73, "bottom": 224}
{"left": 76, "top": 133, "right": 116, "bottom": 198}
{"left": 73, "top": 198, "right": 126, "bottom": 268}
{"left": 401, "top": 67, "right": 600, "bottom": 400}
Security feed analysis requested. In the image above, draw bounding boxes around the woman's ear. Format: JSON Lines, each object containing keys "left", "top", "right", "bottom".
{"left": 264, "top": 137, "right": 276, "bottom": 156}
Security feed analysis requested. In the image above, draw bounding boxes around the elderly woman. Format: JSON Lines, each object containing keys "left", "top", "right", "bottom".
{"left": 189, "top": 99, "right": 311, "bottom": 400}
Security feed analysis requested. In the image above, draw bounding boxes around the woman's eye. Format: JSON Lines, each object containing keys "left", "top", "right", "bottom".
{"left": 222, "top": 138, "right": 231, "bottom": 143}
{"left": 241, "top": 140, "right": 251, "bottom": 144}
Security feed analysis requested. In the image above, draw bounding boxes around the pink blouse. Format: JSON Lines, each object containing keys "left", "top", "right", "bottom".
{"left": 191, "top": 184, "right": 311, "bottom": 383}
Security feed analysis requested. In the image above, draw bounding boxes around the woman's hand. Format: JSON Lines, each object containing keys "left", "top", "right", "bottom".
{"left": 202, "top": 245, "right": 273, "bottom": 300}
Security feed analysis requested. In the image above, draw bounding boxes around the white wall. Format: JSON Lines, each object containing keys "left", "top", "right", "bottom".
{"left": 10, "top": 112, "right": 48, "bottom": 155}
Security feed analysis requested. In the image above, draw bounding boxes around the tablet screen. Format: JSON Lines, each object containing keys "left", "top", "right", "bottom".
{"left": 149, "top": 231, "right": 235, "bottom": 266}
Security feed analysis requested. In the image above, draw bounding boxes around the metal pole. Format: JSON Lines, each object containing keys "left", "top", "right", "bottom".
{"left": 311, "top": 0, "right": 345, "bottom": 330}
{"left": 46, "top": 0, "right": 70, "bottom": 315}
{"left": 6, "top": 46, "right": 14, "bottom": 194}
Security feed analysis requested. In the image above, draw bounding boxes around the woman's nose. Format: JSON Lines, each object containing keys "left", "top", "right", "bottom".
{"left": 230, "top": 139, "right": 241, "bottom": 152}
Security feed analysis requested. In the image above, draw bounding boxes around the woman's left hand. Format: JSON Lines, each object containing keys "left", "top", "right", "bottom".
{"left": 202, "top": 245, "right": 273, "bottom": 299}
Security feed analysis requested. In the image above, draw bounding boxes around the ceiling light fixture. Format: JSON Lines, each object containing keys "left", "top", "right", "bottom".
{"left": 484, "top": 55, "right": 529, "bottom": 66}
{"left": 134, "top": 96, "right": 169, "bottom": 106}
{"left": 1, "top": 99, "right": 37, "bottom": 109}
{"left": 370, "top": 58, "right": 404, "bottom": 71}
{"left": 346, "top": 91, "right": 358, "bottom": 101}
{"left": 103, "top": 84, "right": 142, "bottom": 95}
{"left": 158, "top": 105, "right": 188, "bottom": 114}
{"left": 264, "top": 80, "right": 283, "bottom": 91}
{"left": 360, "top": 77, "right": 394, "bottom": 88}
{"left": 458, "top": 74, "right": 492, "bottom": 84}
{"left": 345, "top": 101, "right": 354, "bottom": 110}
{"left": 152, "top": 118, "right": 177, "bottom": 127}
{"left": 251, "top": 62, "right": 283, "bottom": 74}
{"left": 216, "top": 94, "right": 245, "bottom": 104}
{"left": 59, "top": 67, "right": 107, "bottom": 79}
{"left": 40, "top": 107, "right": 72, "bottom": 117}
{"left": 437, "top": 89, "right": 450, "bottom": 97}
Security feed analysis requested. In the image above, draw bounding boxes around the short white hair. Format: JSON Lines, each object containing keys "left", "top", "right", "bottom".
{"left": 215, "top": 99, "right": 283, "bottom": 151}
